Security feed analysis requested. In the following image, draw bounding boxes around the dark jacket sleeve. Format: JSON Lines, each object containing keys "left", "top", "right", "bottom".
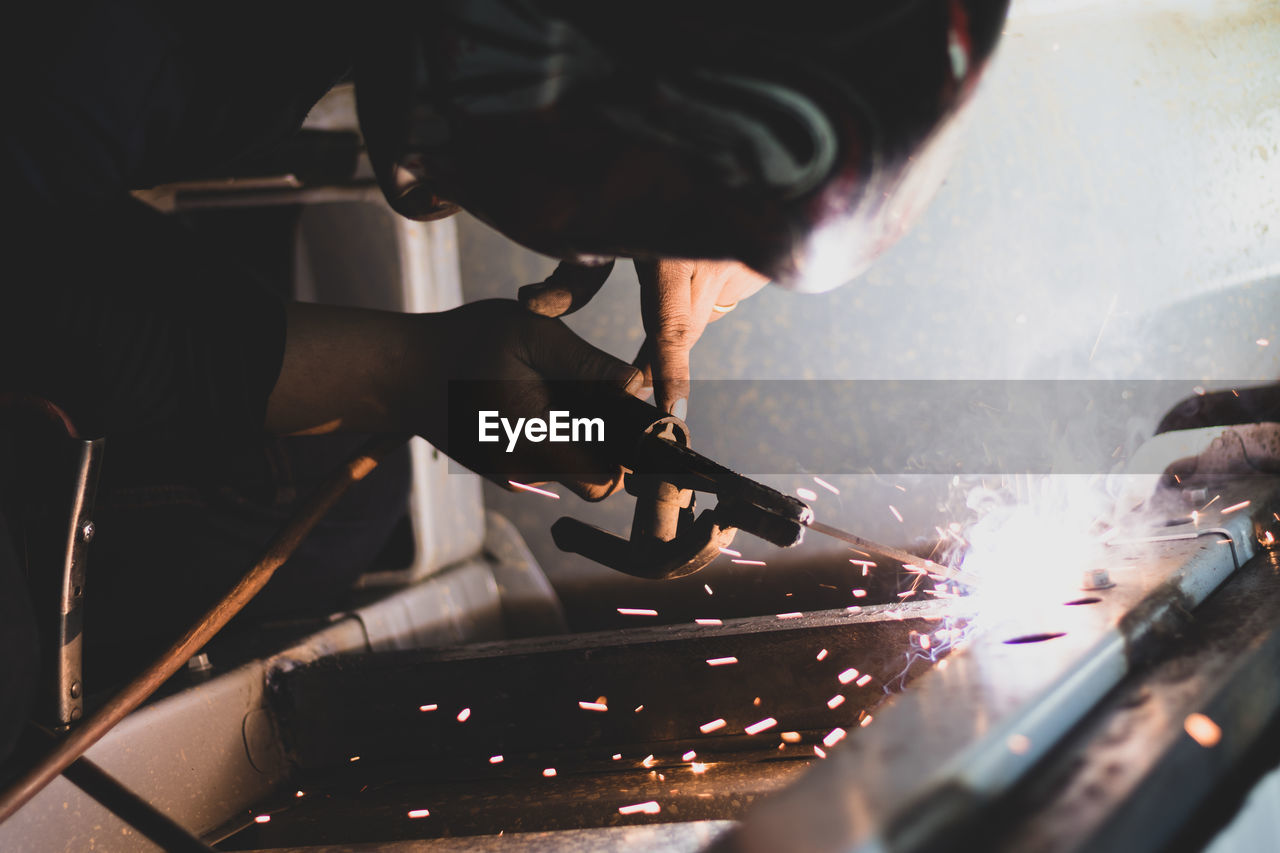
{"left": 0, "top": 199, "right": 287, "bottom": 437}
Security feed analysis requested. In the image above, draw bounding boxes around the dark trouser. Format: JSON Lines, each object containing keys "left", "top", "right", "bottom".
{"left": 0, "top": 432, "right": 410, "bottom": 763}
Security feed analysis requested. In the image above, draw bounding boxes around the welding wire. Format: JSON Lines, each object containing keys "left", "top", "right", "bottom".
{"left": 806, "top": 519, "right": 981, "bottom": 587}
{"left": 0, "top": 433, "right": 408, "bottom": 825}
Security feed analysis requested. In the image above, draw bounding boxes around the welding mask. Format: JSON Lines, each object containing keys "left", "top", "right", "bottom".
{"left": 355, "top": 0, "right": 1009, "bottom": 293}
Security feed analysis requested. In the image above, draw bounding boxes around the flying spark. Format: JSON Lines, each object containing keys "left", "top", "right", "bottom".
{"left": 489, "top": 755, "right": 504, "bottom": 764}
{"left": 704, "top": 584, "right": 715, "bottom": 595}
{"left": 618, "top": 801, "right": 661, "bottom": 815}
{"left": 823, "top": 728, "right": 847, "bottom": 748}
{"left": 1184, "top": 713, "right": 1222, "bottom": 748}
{"left": 700, "top": 718, "right": 727, "bottom": 733}
{"left": 457, "top": 708, "right": 471, "bottom": 722}
{"left": 682, "top": 750, "right": 697, "bottom": 761}
{"left": 813, "top": 477, "right": 840, "bottom": 494}
{"left": 827, "top": 695, "right": 845, "bottom": 709}
{"left": 407, "top": 809, "right": 431, "bottom": 819}
{"left": 813, "top": 746, "right": 827, "bottom": 758}
{"left": 719, "top": 547, "right": 742, "bottom": 557}
{"left": 1220, "top": 500, "right": 1251, "bottom": 514}
{"left": 889, "top": 505, "right": 904, "bottom": 523}
{"left": 776, "top": 612, "right": 804, "bottom": 619}
{"left": 617, "top": 608, "right": 658, "bottom": 616}
{"left": 851, "top": 589, "right": 867, "bottom": 598}
{"left": 579, "top": 700, "right": 608, "bottom": 711}
{"left": 816, "top": 648, "right": 828, "bottom": 661}
{"left": 706, "top": 656, "right": 739, "bottom": 666}
{"left": 838, "top": 668, "right": 859, "bottom": 684}
{"left": 642, "top": 754, "right": 656, "bottom": 768}
{"left": 797, "top": 487, "right": 819, "bottom": 501}
{"left": 507, "top": 481, "right": 559, "bottom": 499}
{"left": 418, "top": 704, "right": 437, "bottom": 712}
{"left": 695, "top": 618, "right": 723, "bottom": 626}
{"left": 780, "top": 731, "right": 802, "bottom": 743}
{"left": 542, "top": 768, "right": 557, "bottom": 777}
{"left": 856, "top": 673, "right": 873, "bottom": 687}
{"left": 254, "top": 815, "right": 271, "bottom": 824}
{"left": 733, "top": 559, "right": 767, "bottom": 566}
{"left": 745, "top": 717, "right": 778, "bottom": 735}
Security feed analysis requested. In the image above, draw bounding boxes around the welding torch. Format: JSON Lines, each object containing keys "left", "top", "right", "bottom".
{"left": 549, "top": 390, "right": 966, "bottom": 583}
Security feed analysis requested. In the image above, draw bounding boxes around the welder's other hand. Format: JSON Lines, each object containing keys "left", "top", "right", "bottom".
{"left": 518, "top": 260, "right": 616, "bottom": 318}
{"left": 633, "top": 259, "right": 768, "bottom": 417}
{"left": 418, "top": 300, "right": 642, "bottom": 500}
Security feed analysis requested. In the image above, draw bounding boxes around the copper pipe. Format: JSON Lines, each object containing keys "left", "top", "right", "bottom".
{"left": 0, "top": 433, "right": 408, "bottom": 825}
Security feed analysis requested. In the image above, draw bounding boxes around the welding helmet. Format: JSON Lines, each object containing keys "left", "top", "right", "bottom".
{"left": 355, "top": 0, "right": 1009, "bottom": 293}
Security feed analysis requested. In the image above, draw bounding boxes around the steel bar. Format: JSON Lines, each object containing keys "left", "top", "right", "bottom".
{"left": 0, "top": 433, "right": 407, "bottom": 825}
{"left": 58, "top": 745, "right": 216, "bottom": 852}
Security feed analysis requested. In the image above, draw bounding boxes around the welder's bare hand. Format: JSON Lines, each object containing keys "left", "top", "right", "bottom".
{"left": 633, "top": 259, "right": 768, "bottom": 417}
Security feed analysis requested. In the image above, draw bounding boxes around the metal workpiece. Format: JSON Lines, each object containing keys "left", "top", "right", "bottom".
{"left": 233, "top": 603, "right": 953, "bottom": 847}
{"left": 710, "top": 479, "right": 1279, "bottom": 853}
{"left": 994, "top": 547, "right": 1280, "bottom": 853}
{"left": 242, "top": 820, "right": 734, "bottom": 853}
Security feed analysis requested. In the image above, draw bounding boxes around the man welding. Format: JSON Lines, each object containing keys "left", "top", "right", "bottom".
{"left": 0, "top": 0, "right": 1009, "bottom": 764}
